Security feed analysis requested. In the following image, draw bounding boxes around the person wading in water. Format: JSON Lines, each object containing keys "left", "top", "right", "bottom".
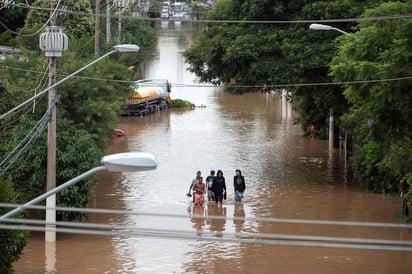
{"left": 193, "top": 177, "right": 206, "bottom": 206}
{"left": 233, "top": 169, "right": 246, "bottom": 203}
{"left": 212, "top": 170, "right": 226, "bottom": 206}
{"left": 206, "top": 170, "right": 216, "bottom": 201}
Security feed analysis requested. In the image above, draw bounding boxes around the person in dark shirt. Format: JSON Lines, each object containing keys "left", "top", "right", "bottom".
{"left": 233, "top": 169, "right": 246, "bottom": 203}
{"left": 212, "top": 170, "right": 226, "bottom": 205}
{"left": 206, "top": 170, "right": 216, "bottom": 201}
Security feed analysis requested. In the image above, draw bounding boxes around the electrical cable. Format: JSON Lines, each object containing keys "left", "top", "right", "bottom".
{"left": 0, "top": 95, "right": 58, "bottom": 175}
{"left": 76, "top": 28, "right": 102, "bottom": 52}
{"left": 0, "top": 0, "right": 62, "bottom": 37}
{"left": 31, "top": 59, "right": 50, "bottom": 113}
{"left": 5, "top": 216, "right": 412, "bottom": 248}
{"left": 1, "top": 64, "right": 412, "bottom": 89}
{"left": 1, "top": 203, "right": 412, "bottom": 229}
{"left": 0, "top": 87, "right": 48, "bottom": 132}
{"left": 0, "top": 64, "right": 134, "bottom": 83}
{"left": 1, "top": 218, "right": 411, "bottom": 252}
{"left": 3, "top": 2, "right": 412, "bottom": 25}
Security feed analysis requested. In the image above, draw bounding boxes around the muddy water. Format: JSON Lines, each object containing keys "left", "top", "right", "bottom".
{"left": 14, "top": 21, "right": 412, "bottom": 273}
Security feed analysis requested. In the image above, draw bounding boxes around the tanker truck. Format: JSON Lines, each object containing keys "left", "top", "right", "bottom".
{"left": 121, "top": 79, "right": 171, "bottom": 116}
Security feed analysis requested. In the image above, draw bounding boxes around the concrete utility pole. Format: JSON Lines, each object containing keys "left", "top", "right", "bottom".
{"left": 106, "top": 0, "right": 111, "bottom": 43}
{"left": 40, "top": 0, "right": 67, "bottom": 243}
{"left": 329, "top": 108, "right": 334, "bottom": 151}
{"left": 46, "top": 0, "right": 58, "bottom": 243}
{"left": 95, "top": 0, "right": 101, "bottom": 56}
{"left": 117, "top": 0, "right": 124, "bottom": 44}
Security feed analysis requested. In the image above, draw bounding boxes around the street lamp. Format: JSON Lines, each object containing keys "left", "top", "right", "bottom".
{"left": 309, "top": 23, "right": 352, "bottom": 151}
{"left": 309, "top": 23, "right": 352, "bottom": 36}
{"left": 0, "top": 151, "right": 155, "bottom": 273}
{"left": 0, "top": 152, "right": 157, "bottom": 221}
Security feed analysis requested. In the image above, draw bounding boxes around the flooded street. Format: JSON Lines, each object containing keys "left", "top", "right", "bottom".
{"left": 14, "top": 21, "right": 412, "bottom": 273}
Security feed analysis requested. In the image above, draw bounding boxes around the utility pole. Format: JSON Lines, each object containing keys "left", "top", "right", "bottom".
{"left": 40, "top": 0, "right": 67, "bottom": 243}
{"left": 329, "top": 108, "right": 334, "bottom": 151}
{"left": 45, "top": 0, "right": 57, "bottom": 243}
{"left": 117, "top": 0, "right": 124, "bottom": 44}
{"left": 106, "top": 0, "right": 111, "bottom": 43}
{"left": 95, "top": 0, "right": 100, "bottom": 56}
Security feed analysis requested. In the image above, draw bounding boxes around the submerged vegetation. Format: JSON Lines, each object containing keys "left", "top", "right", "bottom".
{"left": 170, "top": 99, "right": 195, "bottom": 108}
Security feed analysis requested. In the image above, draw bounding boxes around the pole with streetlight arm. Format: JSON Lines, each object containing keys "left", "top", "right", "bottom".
{"left": 309, "top": 23, "right": 352, "bottom": 152}
{"left": 0, "top": 150, "right": 153, "bottom": 273}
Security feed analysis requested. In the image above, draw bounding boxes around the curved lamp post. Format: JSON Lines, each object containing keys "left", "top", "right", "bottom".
{"left": 309, "top": 23, "right": 352, "bottom": 151}
{"left": 0, "top": 152, "right": 157, "bottom": 221}
{"left": 0, "top": 151, "right": 155, "bottom": 273}
{"left": 309, "top": 23, "right": 352, "bottom": 36}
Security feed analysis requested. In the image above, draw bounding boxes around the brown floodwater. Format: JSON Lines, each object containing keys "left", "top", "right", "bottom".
{"left": 14, "top": 20, "right": 412, "bottom": 274}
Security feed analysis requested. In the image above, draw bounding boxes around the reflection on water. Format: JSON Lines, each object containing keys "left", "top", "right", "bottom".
{"left": 190, "top": 205, "right": 206, "bottom": 235}
{"left": 233, "top": 203, "right": 245, "bottom": 232}
{"left": 14, "top": 20, "right": 412, "bottom": 274}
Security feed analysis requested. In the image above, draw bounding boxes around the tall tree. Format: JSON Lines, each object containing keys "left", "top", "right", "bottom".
{"left": 0, "top": 1, "right": 158, "bottom": 270}
{"left": 0, "top": 179, "right": 28, "bottom": 273}
{"left": 183, "top": 0, "right": 376, "bottom": 136}
{"left": 330, "top": 1, "right": 412, "bottom": 193}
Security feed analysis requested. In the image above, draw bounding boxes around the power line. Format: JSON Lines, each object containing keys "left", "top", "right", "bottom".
{"left": 4, "top": 2, "right": 412, "bottom": 25}
{"left": 1, "top": 203, "right": 412, "bottom": 229}
{"left": 0, "top": 95, "right": 57, "bottom": 174}
{"left": 2, "top": 64, "right": 412, "bottom": 89}
{"left": 1, "top": 218, "right": 411, "bottom": 252}
{"left": 0, "top": 0, "right": 62, "bottom": 37}
{"left": 0, "top": 48, "right": 121, "bottom": 121}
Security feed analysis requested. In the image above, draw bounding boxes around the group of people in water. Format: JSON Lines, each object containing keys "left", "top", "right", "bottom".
{"left": 187, "top": 169, "right": 246, "bottom": 206}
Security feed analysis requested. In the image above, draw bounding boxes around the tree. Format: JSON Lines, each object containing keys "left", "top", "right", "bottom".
{"left": 0, "top": 0, "right": 158, "bottom": 268}
{"left": 330, "top": 1, "right": 412, "bottom": 193}
{"left": 183, "top": 0, "right": 376, "bottom": 135}
{"left": 0, "top": 179, "right": 28, "bottom": 273}
{"left": 0, "top": 0, "right": 33, "bottom": 46}
{"left": 0, "top": 49, "right": 132, "bottom": 220}
{"left": 119, "top": 11, "right": 158, "bottom": 65}
{"left": 0, "top": 0, "right": 158, "bottom": 217}
{"left": 24, "top": 0, "right": 95, "bottom": 39}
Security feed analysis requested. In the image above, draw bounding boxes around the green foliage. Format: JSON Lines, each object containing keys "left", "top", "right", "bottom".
{"left": 0, "top": 0, "right": 29, "bottom": 45}
{"left": 1, "top": 49, "right": 136, "bottom": 220}
{"left": 0, "top": 31, "right": 13, "bottom": 46}
{"left": 119, "top": 14, "right": 158, "bottom": 66}
{"left": 0, "top": 178, "right": 28, "bottom": 273}
{"left": 56, "top": 49, "right": 132, "bottom": 149}
{"left": 13, "top": 0, "right": 94, "bottom": 51}
{"left": 148, "top": 0, "right": 162, "bottom": 18}
{"left": 330, "top": 1, "right": 412, "bottom": 192}
{"left": 1, "top": 12, "right": 157, "bottom": 221}
{"left": 401, "top": 173, "right": 412, "bottom": 212}
{"left": 0, "top": 1, "right": 159, "bottom": 268}
{"left": 184, "top": 0, "right": 412, "bottom": 194}
{"left": 55, "top": 118, "right": 101, "bottom": 220}
{"left": 170, "top": 99, "right": 194, "bottom": 108}
{"left": 23, "top": 0, "right": 94, "bottom": 39}
{"left": 183, "top": 0, "right": 370, "bottom": 133}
